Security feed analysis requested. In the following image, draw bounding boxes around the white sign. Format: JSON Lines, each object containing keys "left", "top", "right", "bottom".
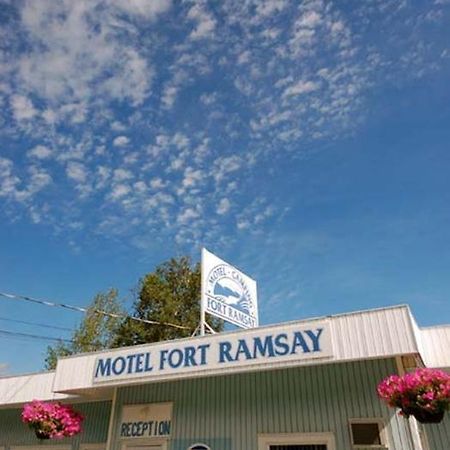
{"left": 201, "top": 248, "right": 258, "bottom": 329}
{"left": 120, "top": 403, "right": 172, "bottom": 438}
{"left": 93, "top": 320, "right": 332, "bottom": 385}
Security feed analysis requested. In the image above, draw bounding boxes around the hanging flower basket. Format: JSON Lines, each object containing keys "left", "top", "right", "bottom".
{"left": 377, "top": 368, "right": 450, "bottom": 424}
{"left": 22, "top": 400, "right": 84, "bottom": 439}
{"left": 407, "top": 407, "right": 445, "bottom": 424}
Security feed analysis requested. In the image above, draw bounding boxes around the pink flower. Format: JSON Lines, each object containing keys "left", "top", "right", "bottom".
{"left": 377, "top": 368, "right": 450, "bottom": 418}
{"left": 22, "top": 400, "right": 84, "bottom": 439}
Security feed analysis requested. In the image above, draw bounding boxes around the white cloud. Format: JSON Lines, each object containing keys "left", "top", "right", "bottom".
{"left": 28, "top": 166, "right": 52, "bottom": 194}
{"left": 182, "top": 167, "right": 204, "bottom": 188}
{"left": 66, "top": 161, "right": 87, "bottom": 183}
{"left": 133, "top": 181, "right": 147, "bottom": 193}
{"left": 111, "top": 121, "right": 126, "bottom": 131}
{"left": 110, "top": 184, "right": 131, "bottom": 200}
{"left": 217, "top": 198, "right": 231, "bottom": 215}
{"left": 42, "top": 108, "right": 57, "bottom": 124}
{"left": 177, "top": 207, "right": 199, "bottom": 224}
{"left": 298, "top": 11, "right": 322, "bottom": 28}
{"left": 150, "top": 178, "right": 165, "bottom": 189}
{"left": 10, "top": 94, "right": 37, "bottom": 121}
{"left": 283, "top": 80, "right": 320, "bottom": 97}
{"left": 170, "top": 158, "right": 184, "bottom": 171}
{"left": 0, "top": 0, "right": 445, "bottom": 250}
{"left": 113, "top": 0, "right": 172, "bottom": 19}
{"left": 17, "top": 1, "right": 153, "bottom": 107}
{"left": 59, "top": 103, "right": 87, "bottom": 124}
{"left": 28, "top": 145, "right": 53, "bottom": 159}
{"left": 188, "top": 3, "right": 216, "bottom": 40}
{"left": 113, "top": 168, "right": 133, "bottom": 181}
{"left": 258, "top": 0, "right": 288, "bottom": 17}
{"left": 113, "top": 136, "right": 130, "bottom": 147}
{"left": 96, "top": 166, "right": 110, "bottom": 189}
{"left": 161, "top": 85, "right": 178, "bottom": 109}
{"left": 173, "top": 133, "right": 190, "bottom": 150}
{"left": 200, "top": 92, "right": 217, "bottom": 105}
{"left": 213, "top": 155, "right": 242, "bottom": 182}
{"left": 0, "top": 158, "right": 21, "bottom": 199}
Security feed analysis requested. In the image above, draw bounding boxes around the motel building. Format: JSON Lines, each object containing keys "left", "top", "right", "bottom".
{"left": 0, "top": 305, "right": 449, "bottom": 450}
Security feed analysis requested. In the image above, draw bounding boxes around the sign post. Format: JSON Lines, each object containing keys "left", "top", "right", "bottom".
{"left": 200, "top": 248, "right": 206, "bottom": 336}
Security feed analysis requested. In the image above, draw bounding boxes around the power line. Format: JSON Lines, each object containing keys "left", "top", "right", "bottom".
{"left": 0, "top": 316, "right": 72, "bottom": 332}
{"left": 0, "top": 328, "right": 73, "bottom": 343}
{"left": 0, "top": 291, "right": 190, "bottom": 330}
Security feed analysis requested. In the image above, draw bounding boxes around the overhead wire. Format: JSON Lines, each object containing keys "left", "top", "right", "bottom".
{"left": 0, "top": 328, "right": 73, "bottom": 343}
{"left": 0, "top": 291, "right": 190, "bottom": 330}
{"left": 0, "top": 316, "right": 72, "bottom": 332}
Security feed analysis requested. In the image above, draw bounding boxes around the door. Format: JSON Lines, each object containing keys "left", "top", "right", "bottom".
{"left": 258, "top": 433, "right": 335, "bottom": 450}
{"left": 122, "top": 442, "right": 167, "bottom": 450}
{"left": 126, "top": 447, "right": 163, "bottom": 450}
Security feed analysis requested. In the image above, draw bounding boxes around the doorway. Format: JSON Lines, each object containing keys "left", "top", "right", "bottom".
{"left": 122, "top": 441, "right": 168, "bottom": 450}
{"left": 258, "top": 433, "right": 335, "bottom": 450}
{"left": 269, "top": 446, "right": 327, "bottom": 450}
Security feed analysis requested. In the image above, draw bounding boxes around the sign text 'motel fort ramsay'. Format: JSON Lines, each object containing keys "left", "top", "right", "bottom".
{"left": 93, "top": 321, "right": 333, "bottom": 384}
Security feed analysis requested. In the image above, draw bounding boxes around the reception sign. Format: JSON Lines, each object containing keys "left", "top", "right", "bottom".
{"left": 201, "top": 248, "right": 258, "bottom": 329}
{"left": 120, "top": 403, "right": 172, "bottom": 438}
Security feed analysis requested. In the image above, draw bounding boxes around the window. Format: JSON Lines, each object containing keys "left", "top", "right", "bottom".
{"left": 349, "top": 420, "right": 387, "bottom": 448}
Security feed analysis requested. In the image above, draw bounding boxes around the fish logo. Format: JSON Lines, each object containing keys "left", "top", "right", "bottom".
{"left": 206, "top": 264, "right": 256, "bottom": 317}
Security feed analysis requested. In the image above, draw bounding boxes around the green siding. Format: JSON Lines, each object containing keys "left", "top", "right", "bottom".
{"left": 424, "top": 413, "right": 450, "bottom": 450}
{"left": 1, "top": 361, "right": 448, "bottom": 450}
{"left": 109, "top": 358, "right": 417, "bottom": 450}
{"left": 0, "top": 400, "right": 111, "bottom": 448}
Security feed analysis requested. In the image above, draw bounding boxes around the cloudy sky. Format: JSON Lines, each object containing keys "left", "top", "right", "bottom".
{"left": 0, "top": 0, "right": 450, "bottom": 373}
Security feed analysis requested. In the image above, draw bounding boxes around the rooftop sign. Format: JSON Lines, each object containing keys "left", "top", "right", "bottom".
{"left": 201, "top": 248, "right": 258, "bottom": 329}
{"left": 92, "top": 321, "right": 332, "bottom": 385}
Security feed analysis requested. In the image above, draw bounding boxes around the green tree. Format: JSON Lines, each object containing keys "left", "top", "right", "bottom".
{"left": 44, "top": 288, "right": 122, "bottom": 370}
{"left": 115, "top": 256, "right": 223, "bottom": 346}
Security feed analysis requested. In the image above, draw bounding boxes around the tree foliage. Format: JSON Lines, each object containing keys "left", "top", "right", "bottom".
{"left": 114, "top": 256, "right": 223, "bottom": 347}
{"left": 44, "top": 256, "right": 223, "bottom": 370}
{"left": 44, "top": 288, "right": 122, "bottom": 370}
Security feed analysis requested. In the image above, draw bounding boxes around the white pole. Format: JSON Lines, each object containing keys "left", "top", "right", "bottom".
{"left": 200, "top": 247, "right": 206, "bottom": 336}
{"left": 105, "top": 387, "right": 117, "bottom": 450}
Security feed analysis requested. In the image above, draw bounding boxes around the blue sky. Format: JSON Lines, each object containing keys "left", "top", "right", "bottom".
{"left": 0, "top": 0, "right": 450, "bottom": 374}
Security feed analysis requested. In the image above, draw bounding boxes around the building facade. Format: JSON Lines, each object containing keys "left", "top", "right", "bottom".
{"left": 0, "top": 305, "right": 449, "bottom": 450}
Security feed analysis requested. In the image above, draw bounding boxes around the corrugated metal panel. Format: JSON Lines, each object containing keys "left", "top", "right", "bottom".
{"left": 425, "top": 413, "right": 450, "bottom": 450}
{"left": 0, "top": 372, "right": 74, "bottom": 406}
{"left": 0, "top": 401, "right": 111, "bottom": 448}
{"left": 109, "top": 358, "right": 416, "bottom": 450}
{"left": 329, "top": 306, "right": 418, "bottom": 361}
{"left": 53, "top": 306, "right": 421, "bottom": 394}
{"left": 417, "top": 326, "right": 450, "bottom": 369}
